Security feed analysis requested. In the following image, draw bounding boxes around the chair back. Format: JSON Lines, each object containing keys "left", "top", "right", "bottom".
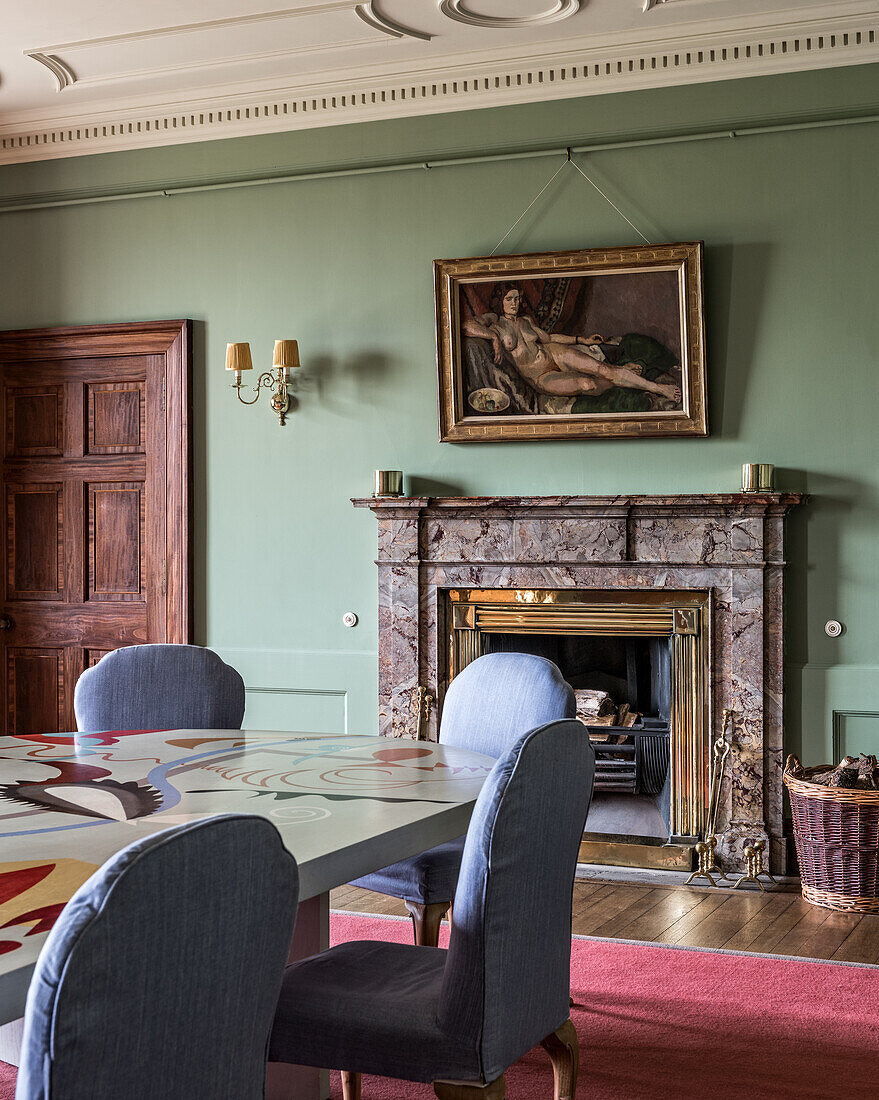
{"left": 15, "top": 814, "right": 298, "bottom": 1100}
{"left": 437, "top": 719, "right": 594, "bottom": 1082}
{"left": 439, "top": 652, "right": 575, "bottom": 758}
{"left": 74, "top": 644, "right": 246, "bottom": 730}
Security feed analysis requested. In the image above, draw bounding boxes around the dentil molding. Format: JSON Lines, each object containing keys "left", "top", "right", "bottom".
{"left": 1, "top": 3, "right": 878, "bottom": 164}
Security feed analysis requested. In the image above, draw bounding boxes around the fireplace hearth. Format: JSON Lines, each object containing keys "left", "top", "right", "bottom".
{"left": 354, "top": 493, "right": 802, "bottom": 872}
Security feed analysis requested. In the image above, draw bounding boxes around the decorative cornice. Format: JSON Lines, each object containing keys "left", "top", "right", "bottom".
{"left": 25, "top": 53, "right": 77, "bottom": 92}
{"left": 2, "top": 7, "right": 877, "bottom": 164}
{"left": 354, "top": 3, "right": 433, "bottom": 41}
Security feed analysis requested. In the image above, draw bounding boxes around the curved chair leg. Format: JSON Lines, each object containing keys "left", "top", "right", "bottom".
{"left": 341, "top": 1070, "right": 361, "bottom": 1100}
{"left": 434, "top": 1075, "right": 506, "bottom": 1098}
{"left": 404, "top": 900, "right": 450, "bottom": 947}
{"left": 540, "top": 1018, "right": 579, "bottom": 1100}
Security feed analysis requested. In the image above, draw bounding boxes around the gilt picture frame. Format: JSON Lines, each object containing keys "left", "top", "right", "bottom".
{"left": 434, "top": 242, "right": 707, "bottom": 442}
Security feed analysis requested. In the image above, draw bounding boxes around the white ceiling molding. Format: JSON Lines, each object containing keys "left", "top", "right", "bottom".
{"left": 439, "top": 1, "right": 581, "bottom": 29}
{"left": 354, "top": 3, "right": 434, "bottom": 40}
{"left": 20, "top": 7, "right": 387, "bottom": 96}
{"left": 1, "top": 5, "right": 877, "bottom": 164}
{"left": 25, "top": 53, "right": 77, "bottom": 92}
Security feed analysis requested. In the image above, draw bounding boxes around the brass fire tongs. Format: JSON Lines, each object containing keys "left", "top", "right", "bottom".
{"left": 684, "top": 709, "right": 733, "bottom": 886}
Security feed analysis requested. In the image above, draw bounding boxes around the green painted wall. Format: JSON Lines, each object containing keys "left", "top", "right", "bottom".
{"left": 2, "top": 65, "right": 878, "bottom": 764}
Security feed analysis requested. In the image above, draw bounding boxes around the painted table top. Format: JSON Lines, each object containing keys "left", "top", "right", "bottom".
{"left": 0, "top": 728, "right": 494, "bottom": 1023}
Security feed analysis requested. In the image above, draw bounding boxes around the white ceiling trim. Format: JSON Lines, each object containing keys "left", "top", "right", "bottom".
{"left": 354, "top": 3, "right": 434, "bottom": 41}
{"left": 38, "top": 35, "right": 388, "bottom": 94}
{"left": 1, "top": 7, "right": 877, "bottom": 165}
{"left": 439, "top": 1, "right": 582, "bottom": 29}
{"left": 27, "top": 54, "right": 77, "bottom": 93}
{"left": 25, "top": 2, "right": 356, "bottom": 55}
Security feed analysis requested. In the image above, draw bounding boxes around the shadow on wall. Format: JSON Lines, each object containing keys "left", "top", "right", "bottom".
{"left": 408, "top": 477, "right": 466, "bottom": 497}
{"left": 299, "top": 350, "right": 397, "bottom": 419}
{"left": 706, "top": 241, "right": 772, "bottom": 439}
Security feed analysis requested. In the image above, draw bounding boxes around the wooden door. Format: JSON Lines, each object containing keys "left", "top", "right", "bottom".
{"left": 0, "top": 320, "right": 191, "bottom": 735}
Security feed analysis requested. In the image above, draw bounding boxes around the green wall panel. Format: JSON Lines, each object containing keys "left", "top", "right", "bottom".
{"left": 2, "top": 65, "right": 877, "bottom": 752}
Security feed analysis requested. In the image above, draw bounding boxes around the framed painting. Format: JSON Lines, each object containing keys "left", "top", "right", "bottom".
{"left": 434, "top": 241, "right": 707, "bottom": 442}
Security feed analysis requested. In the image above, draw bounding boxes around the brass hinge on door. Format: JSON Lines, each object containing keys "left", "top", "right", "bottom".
{"left": 161, "top": 376, "right": 166, "bottom": 412}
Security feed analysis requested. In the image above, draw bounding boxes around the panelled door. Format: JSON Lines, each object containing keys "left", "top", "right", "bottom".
{"left": 0, "top": 321, "right": 191, "bottom": 735}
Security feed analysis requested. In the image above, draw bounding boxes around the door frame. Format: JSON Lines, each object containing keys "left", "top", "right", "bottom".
{"left": 0, "top": 319, "right": 192, "bottom": 643}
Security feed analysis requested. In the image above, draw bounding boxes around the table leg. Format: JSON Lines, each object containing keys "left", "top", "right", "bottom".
{"left": 266, "top": 892, "right": 330, "bottom": 1100}
{"left": 0, "top": 1017, "right": 23, "bottom": 1066}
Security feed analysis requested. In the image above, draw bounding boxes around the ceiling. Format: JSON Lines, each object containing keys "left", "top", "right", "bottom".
{"left": 1, "top": 1, "right": 877, "bottom": 163}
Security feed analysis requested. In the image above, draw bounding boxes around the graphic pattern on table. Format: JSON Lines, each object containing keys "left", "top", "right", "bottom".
{"left": 0, "top": 729, "right": 492, "bottom": 962}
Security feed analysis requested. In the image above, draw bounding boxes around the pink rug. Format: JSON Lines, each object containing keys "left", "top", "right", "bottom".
{"left": 329, "top": 912, "right": 879, "bottom": 1100}
{"left": 3, "top": 914, "right": 877, "bottom": 1099}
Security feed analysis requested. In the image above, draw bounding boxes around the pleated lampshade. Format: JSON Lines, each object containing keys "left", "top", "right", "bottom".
{"left": 273, "top": 340, "right": 300, "bottom": 369}
{"left": 225, "top": 342, "right": 253, "bottom": 372}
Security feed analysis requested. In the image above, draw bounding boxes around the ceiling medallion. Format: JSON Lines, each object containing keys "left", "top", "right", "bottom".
{"left": 439, "top": 1, "right": 581, "bottom": 28}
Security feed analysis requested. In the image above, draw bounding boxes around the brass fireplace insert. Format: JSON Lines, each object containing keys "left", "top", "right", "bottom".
{"left": 444, "top": 588, "right": 712, "bottom": 869}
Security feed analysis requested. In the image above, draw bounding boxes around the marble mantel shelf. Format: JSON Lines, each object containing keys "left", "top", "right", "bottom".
{"left": 353, "top": 494, "right": 803, "bottom": 512}
{"left": 354, "top": 491, "right": 805, "bottom": 873}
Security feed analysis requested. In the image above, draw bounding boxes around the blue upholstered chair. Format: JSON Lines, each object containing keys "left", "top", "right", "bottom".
{"left": 270, "top": 718, "right": 595, "bottom": 1100}
{"left": 351, "top": 651, "right": 575, "bottom": 946}
{"left": 15, "top": 814, "right": 298, "bottom": 1100}
{"left": 74, "top": 643, "right": 246, "bottom": 731}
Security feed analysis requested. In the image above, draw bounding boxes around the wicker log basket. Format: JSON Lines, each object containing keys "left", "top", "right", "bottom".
{"left": 784, "top": 754, "right": 879, "bottom": 912}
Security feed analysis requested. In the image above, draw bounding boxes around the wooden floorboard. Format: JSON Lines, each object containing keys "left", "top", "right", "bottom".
{"left": 330, "top": 878, "right": 879, "bottom": 962}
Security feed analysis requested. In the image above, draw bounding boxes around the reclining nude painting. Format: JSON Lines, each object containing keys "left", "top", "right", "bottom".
{"left": 435, "top": 243, "right": 708, "bottom": 442}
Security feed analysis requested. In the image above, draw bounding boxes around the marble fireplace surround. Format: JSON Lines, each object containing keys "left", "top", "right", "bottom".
{"left": 353, "top": 494, "right": 803, "bottom": 871}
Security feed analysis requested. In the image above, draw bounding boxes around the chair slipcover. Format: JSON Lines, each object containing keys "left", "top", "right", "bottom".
{"left": 16, "top": 814, "right": 298, "bottom": 1100}
{"left": 351, "top": 652, "right": 575, "bottom": 904}
{"left": 269, "top": 718, "right": 594, "bottom": 1085}
{"left": 74, "top": 643, "right": 246, "bottom": 731}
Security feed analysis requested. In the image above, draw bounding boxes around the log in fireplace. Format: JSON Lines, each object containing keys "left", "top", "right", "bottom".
{"left": 354, "top": 493, "right": 802, "bottom": 873}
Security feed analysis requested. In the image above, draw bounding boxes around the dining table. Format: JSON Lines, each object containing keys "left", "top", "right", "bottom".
{"left": 0, "top": 726, "right": 494, "bottom": 1100}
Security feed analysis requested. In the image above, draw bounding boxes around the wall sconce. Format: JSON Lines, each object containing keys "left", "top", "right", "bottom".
{"left": 225, "top": 340, "right": 300, "bottom": 426}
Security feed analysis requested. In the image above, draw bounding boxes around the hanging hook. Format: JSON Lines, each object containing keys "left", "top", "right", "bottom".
{"left": 566, "top": 146, "right": 572, "bottom": 162}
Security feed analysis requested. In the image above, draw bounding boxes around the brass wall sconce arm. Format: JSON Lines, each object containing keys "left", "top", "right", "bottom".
{"left": 225, "top": 340, "right": 300, "bottom": 426}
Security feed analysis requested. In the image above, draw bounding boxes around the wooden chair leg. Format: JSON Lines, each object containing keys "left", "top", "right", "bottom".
{"left": 403, "top": 900, "right": 450, "bottom": 947}
{"left": 434, "top": 1075, "right": 506, "bottom": 1098}
{"left": 540, "top": 1018, "right": 579, "bottom": 1100}
{"left": 341, "top": 1070, "right": 361, "bottom": 1100}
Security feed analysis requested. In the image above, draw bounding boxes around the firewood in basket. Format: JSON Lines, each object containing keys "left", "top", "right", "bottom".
{"left": 857, "top": 754, "right": 879, "bottom": 789}
{"left": 616, "top": 703, "right": 630, "bottom": 726}
{"left": 574, "top": 690, "right": 615, "bottom": 719}
{"left": 621, "top": 710, "right": 639, "bottom": 729}
{"left": 828, "top": 762, "right": 859, "bottom": 788}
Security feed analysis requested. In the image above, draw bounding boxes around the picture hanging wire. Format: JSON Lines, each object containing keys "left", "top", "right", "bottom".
{"left": 490, "top": 148, "right": 650, "bottom": 256}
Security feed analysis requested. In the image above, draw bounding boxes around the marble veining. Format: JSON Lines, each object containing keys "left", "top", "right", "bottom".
{"left": 355, "top": 493, "right": 804, "bottom": 872}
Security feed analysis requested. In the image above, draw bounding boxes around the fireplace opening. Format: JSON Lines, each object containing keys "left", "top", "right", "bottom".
{"left": 444, "top": 588, "right": 711, "bottom": 871}
{"left": 483, "top": 632, "right": 672, "bottom": 844}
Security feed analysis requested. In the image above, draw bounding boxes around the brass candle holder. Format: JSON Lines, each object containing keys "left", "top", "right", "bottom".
{"left": 225, "top": 340, "right": 300, "bottom": 426}
{"left": 741, "top": 463, "right": 774, "bottom": 492}
{"left": 374, "top": 470, "right": 403, "bottom": 497}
